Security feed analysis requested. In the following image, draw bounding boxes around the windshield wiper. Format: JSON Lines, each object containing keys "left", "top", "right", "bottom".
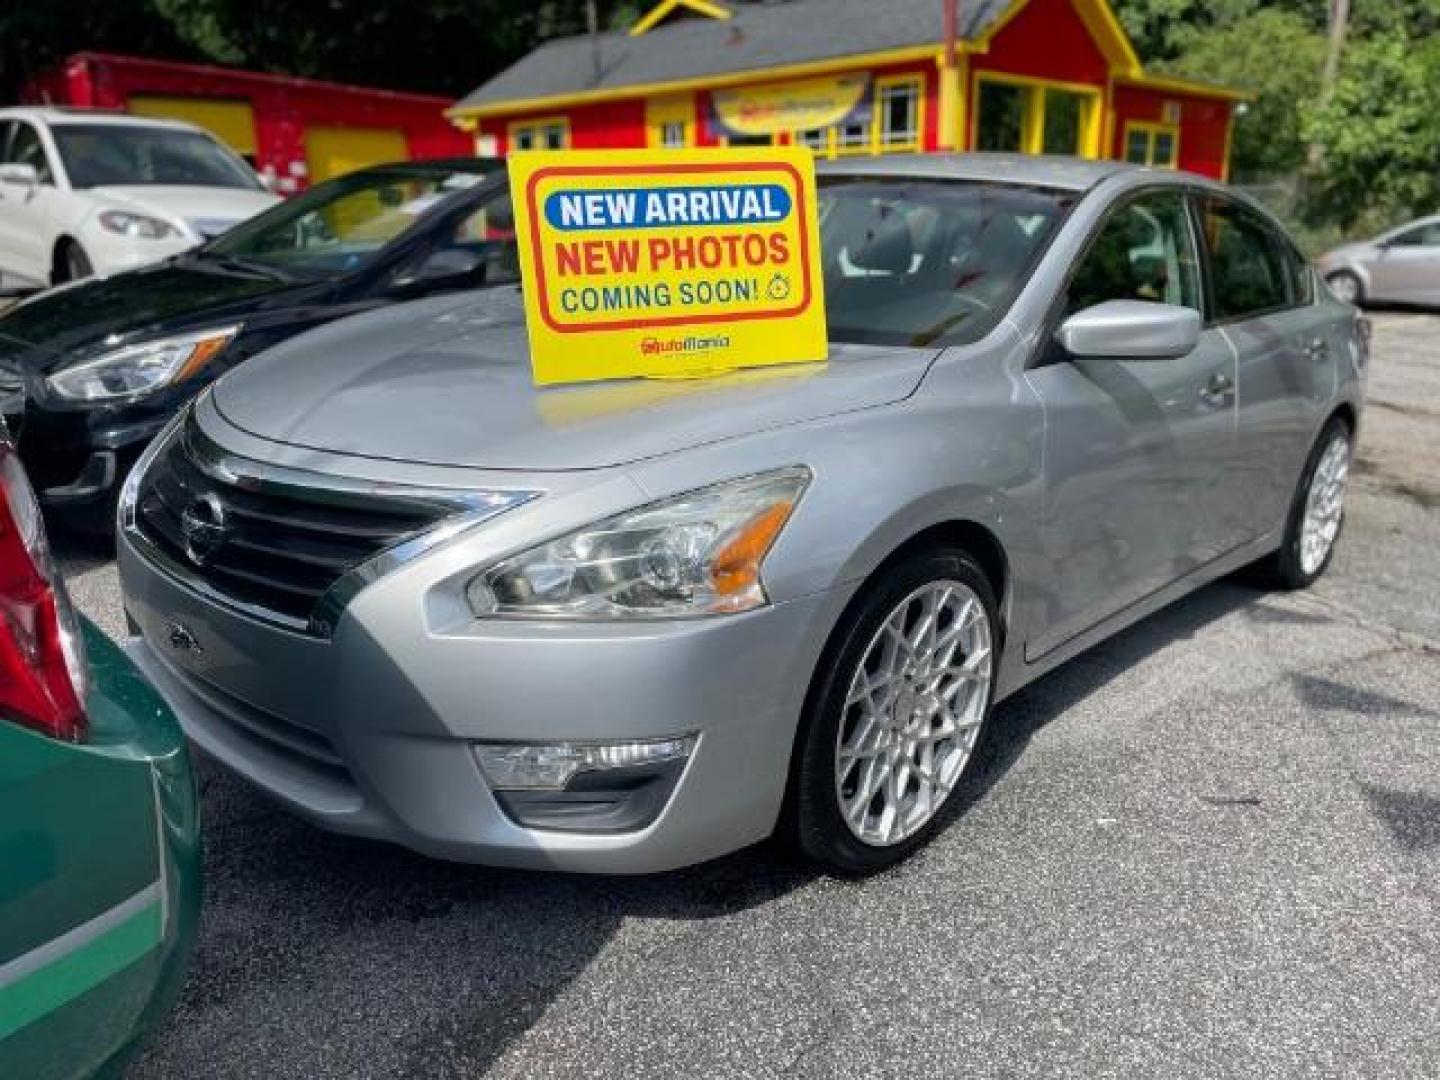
{"left": 187, "top": 251, "right": 294, "bottom": 283}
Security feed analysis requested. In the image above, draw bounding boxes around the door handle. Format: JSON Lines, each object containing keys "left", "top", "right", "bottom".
{"left": 1199, "top": 371, "right": 1235, "bottom": 407}
{"left": 1304, "top": 338, "right": 1330, "bottom": 361}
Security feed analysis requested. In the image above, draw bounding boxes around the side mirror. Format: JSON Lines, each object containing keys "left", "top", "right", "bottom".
{"left": 0, "top": 163, "right": 39, "bottom": 191}
{"left": 1056, "top": 300, "right": 1201, "bottom": 361}
{"left": 390, "top": 249, "right": 488, "bottom": 295}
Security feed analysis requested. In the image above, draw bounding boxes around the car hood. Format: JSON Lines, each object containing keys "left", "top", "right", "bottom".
{"left": 211, "top": 290, "right": 937, "bottom": 472}
{"left": 91, "top": 185, "right": 279, "bottom": 236}
{"left": 0, "top": 261, "right": 307, "bottom": 372}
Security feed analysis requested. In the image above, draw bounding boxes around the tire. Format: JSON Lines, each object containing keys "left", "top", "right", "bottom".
{"left": 1253, "top": 417, "right": 1353, "bottom": 590}
{"left": 790, "top": 547, "right": 999, "bottom": 875}
{"left": 53, "top": 240, "right": 93, "bottom": 285}
{"left": 1325, "top": 270, "right": 1364, "bottom": 307}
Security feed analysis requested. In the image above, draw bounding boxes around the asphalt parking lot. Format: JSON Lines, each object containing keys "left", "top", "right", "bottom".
{"left": 56, "top": 312, "right": 1440, "bottom": 1080}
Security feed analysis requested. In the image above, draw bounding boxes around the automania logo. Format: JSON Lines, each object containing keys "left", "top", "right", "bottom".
{"left": 639, "top": 334, "right": 732, "bottom": 357}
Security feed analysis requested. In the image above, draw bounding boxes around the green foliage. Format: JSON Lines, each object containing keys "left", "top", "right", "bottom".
{"left": 1113, "top": 0, "right": 1322, "bottom": 63}
{"left": 1160, "top": 10, "right": 1324, "bottom": 180}
{"left": 0, "top": 0, "right": 196, "bottom": 101}
{"left": 1116, "top": 0, "right": 1440, "bottom": 233}
{"left": 0, "top": 0, "right": 638, "bottom": 101}
{"left": 1302, "top": 32, "right": 1440, "bottom": 231}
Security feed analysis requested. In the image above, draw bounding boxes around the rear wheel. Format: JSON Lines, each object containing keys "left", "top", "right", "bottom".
{"left": 52, "top": 240, "right": 93, "bottom": 285}
{"left": 1325, "top": 270, "right": 1363, "bottom": 307}
{"left": 1255, "top": 418, "right": 1352, "bottom": 590}
{"left": 791, "top": 548, "right": 998, "bottom": 874}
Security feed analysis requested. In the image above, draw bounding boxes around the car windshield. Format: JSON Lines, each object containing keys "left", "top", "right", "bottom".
{"left": 202, "top": 165, "right": 507, "bottom": 280}
{"left": 51, "top": 123, "right": 260, "bottom": 190}
{"left": 818, "top": 177, "right": 1075, "bottom": 347}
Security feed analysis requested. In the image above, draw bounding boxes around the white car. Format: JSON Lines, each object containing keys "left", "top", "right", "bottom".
{"left": 0, "top": 108, "right": 279, "bottom": 288}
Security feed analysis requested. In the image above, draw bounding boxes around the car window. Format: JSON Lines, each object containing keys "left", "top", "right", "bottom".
{"left": 818, "top": 178, "right": 1075, "bottom": 347}
{"left": 398, "top": 190, "right": 520, "bottom": 288}
{"left": 1066, "top": 191, "right": 1201, "bottom": 316}
{"left": 1389, "top": 222, "right": 1440, "bottom": 247}
{"left": 49, "top": 123, "right": 257, "bottom": 189}
{"left": 205, "top": 166, "right": 501, "bottom": 280}
{"left": 5, "top": 122, "right": 54, "bottom": 184}
{"left": 1197, "top": 197, "right": 1292, "bottom": 320}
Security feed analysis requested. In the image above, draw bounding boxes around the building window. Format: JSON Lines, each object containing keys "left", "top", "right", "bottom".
{"left": 796, "top": 127, "right": 830, "bottom": 156}
{"left": 876, "top": 76, "right": 922, "bottom": 150}
{"left": 836, "top": 118, "right": 871, "bottom": 155}
{"left": 1122, "top": 122, "right": 1180, "bottom": 167}
{"left": 508, "top": 117, "right": 570, "bottom": 153}
{"left": 973, "top": 75, "right": 1100, "bottom": 158}
{"left": 646, "top": 94, "right": 694, "bottom": 148}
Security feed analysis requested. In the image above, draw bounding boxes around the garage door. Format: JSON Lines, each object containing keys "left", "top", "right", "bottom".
{"left": 128, "top": 96, "right": 257, "bottom": 159}
{"left": 304, "top": 127, "right": 409, "bottom": 183}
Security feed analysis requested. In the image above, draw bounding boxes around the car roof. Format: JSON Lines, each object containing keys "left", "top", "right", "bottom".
{"left": 820, "top": 152, "right": 1170, "bottom": 192}
{"left": 0, "top": 106, "right": 203, "bottom": 132}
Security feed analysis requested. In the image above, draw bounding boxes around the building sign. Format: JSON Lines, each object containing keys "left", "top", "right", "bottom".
{"left": 710, "top": 73, "right": 870, "bottom": 139}
{"left": 509, "top": 148, "right": 827, "bottom": 385}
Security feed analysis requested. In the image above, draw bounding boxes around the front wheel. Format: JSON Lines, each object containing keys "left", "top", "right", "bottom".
{"left": 53, "top": 240, "right": 94, "bottom": 285}
{"left": 790, "top": 548, "right": 998, "bottom": 875}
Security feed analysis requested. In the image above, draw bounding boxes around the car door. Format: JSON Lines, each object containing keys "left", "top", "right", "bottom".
{"left": 1195, "top": 194, "right": 1334, "bottom": 540}
{"left": 0, "top": 122, "right": 61, "bottom": 285}
{"left": 1368, "top": 220, "right": 1440, "bottom": 305}
{"left": 1026, "top": 188, "right": 1241, "bottom": 659}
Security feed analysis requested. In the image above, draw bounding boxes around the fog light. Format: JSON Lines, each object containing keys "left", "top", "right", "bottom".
{"left": 474, "top": 737, "right": 697, "bottom": 834}
{"left": 474, "top": 737, "right": 695, "bottom": 791}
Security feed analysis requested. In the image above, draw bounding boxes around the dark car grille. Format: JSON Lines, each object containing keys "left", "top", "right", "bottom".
{"left": 134, "top": 428, "right": 453, "bottom": 629}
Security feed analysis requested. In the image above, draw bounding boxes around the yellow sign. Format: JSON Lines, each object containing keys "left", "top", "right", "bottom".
{"left": 712, "top": 74, "right": 870, "bottom": 137}
{"left": 509, "top": 148, "right": 827, "bottom": 385}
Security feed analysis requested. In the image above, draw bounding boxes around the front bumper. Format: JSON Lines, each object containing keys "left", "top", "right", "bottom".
{"left": 119, "top": 529, "right": 849, "bottom": 873}
{"left": 17, "top": 405, "right": 176, "bottom": 529}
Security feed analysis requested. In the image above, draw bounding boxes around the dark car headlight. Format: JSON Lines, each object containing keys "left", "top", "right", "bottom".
{"left": 46, "top": 326, "right": 239, "bottom": 404}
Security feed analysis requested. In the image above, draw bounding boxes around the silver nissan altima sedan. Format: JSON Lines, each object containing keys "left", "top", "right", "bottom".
{"left": 117, "top": 156, "right": 1367, "bottom": 875}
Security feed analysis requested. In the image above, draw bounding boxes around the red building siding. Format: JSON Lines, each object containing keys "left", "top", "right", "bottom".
{"left": 974, "top": 0, "right": 1110, "bottom": 86}
{"left": 1111, "top": 83, "right": 1232, "bottom": 178}
{"left": 25, "top": 52, "right": 468, "bottom": 190}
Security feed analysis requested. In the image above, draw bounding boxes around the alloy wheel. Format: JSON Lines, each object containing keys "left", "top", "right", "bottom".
{"left": 1299, "top": 431, "right": 1351, "bottom": 575}
{"left": 834, "top": 580, "right": 993, "bottom": 847}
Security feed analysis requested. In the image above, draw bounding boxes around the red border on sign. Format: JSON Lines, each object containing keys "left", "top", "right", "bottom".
{"left": 524, "top": 161, "right": 815, "bottom": 334}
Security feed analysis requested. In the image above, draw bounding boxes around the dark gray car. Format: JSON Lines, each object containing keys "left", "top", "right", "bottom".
{"left": 116, "top": 155, "right": 1367, "bottom": 875}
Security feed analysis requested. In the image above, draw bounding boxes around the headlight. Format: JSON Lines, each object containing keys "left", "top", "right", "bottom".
{"left": 46, "top": 326, "right": 239, "bottom": 403}
{"left": 98, "top": 209, "right": 179, "bottom": 240}
{"left": 467, "top": 467, "right": 810, "bottom": 620}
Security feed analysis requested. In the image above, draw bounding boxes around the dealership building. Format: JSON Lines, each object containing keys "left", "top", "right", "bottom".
{"left": 450, "top": 0, "right": 1245, "bottom": 179}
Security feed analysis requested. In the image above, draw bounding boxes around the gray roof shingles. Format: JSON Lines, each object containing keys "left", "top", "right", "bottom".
{"left": 454, "top": 0, "right": 1014, "bottom": 111}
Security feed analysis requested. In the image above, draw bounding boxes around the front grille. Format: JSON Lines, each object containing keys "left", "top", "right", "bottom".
{"left": 134, "top": 426, "right": 452, "bottom": 628}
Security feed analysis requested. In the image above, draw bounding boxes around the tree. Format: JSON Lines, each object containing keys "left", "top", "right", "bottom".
{"left": 0, "top": 0, "right": 194, "bottom": 101}
{"left": 1158, "top": 10, "right": 1325, "bottom": 181}
{"left": 1302, "top": 32, "right": 1440, "bottom": 230}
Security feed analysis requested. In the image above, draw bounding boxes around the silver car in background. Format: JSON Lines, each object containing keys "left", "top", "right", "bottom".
{"left": 1318, "top": 213, "right": 1440, "bottom": 307}
{"left": 117, "top": 156, "right": 1367, "bottom": 875}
